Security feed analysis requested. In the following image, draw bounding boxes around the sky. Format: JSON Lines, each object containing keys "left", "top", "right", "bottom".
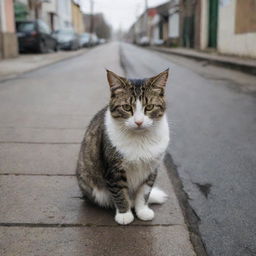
{"left": 80, "top": 0, "right": 169, "bottom": 31}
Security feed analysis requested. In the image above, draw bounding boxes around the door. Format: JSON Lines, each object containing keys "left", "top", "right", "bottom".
{"left": 182, "top": 15, "right": 195, "bottom": 48}
{"left": 208, "top": 0, "right": 219, "bottom": 48}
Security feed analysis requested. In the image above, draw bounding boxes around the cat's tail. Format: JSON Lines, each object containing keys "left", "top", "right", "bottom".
{"left": 148, "top": 187, "right": 168, "bottom": 204}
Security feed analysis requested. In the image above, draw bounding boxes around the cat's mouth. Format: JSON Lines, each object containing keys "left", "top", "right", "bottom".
{"left": 132, "top": 126, "right": 148, "bottom": 132}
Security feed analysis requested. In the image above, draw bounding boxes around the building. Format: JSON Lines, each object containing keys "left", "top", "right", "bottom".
{"left": 168, "top": 0, "right": 180, "bottom": 45}
{"left": 180, "top": 0, "right": 256, "bottom": 58}
{"left": 71, "top": 0, "right": 84, "bottom": 34}
{"left": 217, "top": 0, "right": 256, "bottom": 58}
{"left": 14, "top": 0, "right": 72, "bottom": 31}
{"left": 127, "top": 7, "right": 158, "bottom": 44}
{"left": 57, "top": 0, "right": 72, "bottom": 30}
{"left": 0, "top": 0, "right": 18, "bottom": 59}
{"left": 127, "top": 1, "right": 180, "bottom": 46}
{"left": 41, "top": 0, "right": 58, "bottom": 31}
{"left": 151, "top": 1, "right": 180, "bottom": 46}
{"left": 83, "top": 13, "right": 111, "bottom": 39}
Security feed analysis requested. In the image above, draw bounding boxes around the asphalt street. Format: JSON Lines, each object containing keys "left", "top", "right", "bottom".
{"left": 121, "top": 43, "right": 256, "bottom": 256}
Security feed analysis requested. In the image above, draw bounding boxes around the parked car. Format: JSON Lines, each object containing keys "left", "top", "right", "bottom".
{"left": 52, "top": 29, "right": 80, "bottom": 51}
{"left": 79, "top": 33, "right": 91, "bottom": 47}
{"left": 153, "top": 39, "right": 164, "bottom": 46}
{"left": 90, "top": 33, "right": 99, "bottom": 46}
{"left": 138, "top": 36, "right": 150, "bottom": 46}
{"left": 99, "top": 38, "right": 107, "bottom": 44}
{"left": 16, "top": 20, "right": 58, "bottom": 53}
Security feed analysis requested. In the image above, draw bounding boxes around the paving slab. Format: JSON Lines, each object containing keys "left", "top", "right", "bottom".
{"left": 0, "top": 127, "right": 85, "bottom": 143}
{"left": 0, "top": 144, "right": 80, "bottom": 174}
{"left": 0, "top": 166, "right": 184, "bottom": 226}
{"left": 0, "top": 226, "right": 195, "bottom": 256}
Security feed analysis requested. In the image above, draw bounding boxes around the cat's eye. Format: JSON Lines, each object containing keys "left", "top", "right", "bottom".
{"left": 145, "top": 104, "right": 154, "bottom": 111}
{"left": 122, "top": 104, "right": 132, "bottom": 112}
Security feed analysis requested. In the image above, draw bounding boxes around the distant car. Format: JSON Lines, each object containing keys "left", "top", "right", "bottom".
{"left": 138, "top": 36, "right": 150, "bottom": 46}
{"left": 52, "top": 30, "right": 80, "bottom": 51}
{"left": 90, "top": 33, "right": 99, "bottom": 46}
{"left": 79, "top": 33, "right": 91, "bottom": 47}
{"left": 99, "top": 38, "right": 106, "bottom": 44}
{"left": 153, "top": 39, "right": 164, "bottom": 46}
{"left": 16, "top": 20, "right": 58, "bottom": 53}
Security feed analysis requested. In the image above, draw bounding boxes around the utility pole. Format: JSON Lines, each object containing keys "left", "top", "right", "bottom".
{"left": 0, "top": 0, "right": 3, "bottom": 59}
{"left": 90, "top": 0, "right": 94, "bottom": 34}
{"left": 145, "top": 0, "right": 148, "bottom": 37}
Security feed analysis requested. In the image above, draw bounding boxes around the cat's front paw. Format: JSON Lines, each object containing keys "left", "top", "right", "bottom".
{"left": 136, "top": 206, "right": 155, "bottom": 221}
{"left": 115, "top": 210, "right": 134, "bottom": 225}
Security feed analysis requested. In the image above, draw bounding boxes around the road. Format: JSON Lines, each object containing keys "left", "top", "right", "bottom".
{"left": 1, "top": 41, "right": 255, "bottom": 256}
{"left": 121, "top": 43, "right": 256, "bottom": 256}
{"left": 0, "top": 43, "right": 195, "bottom": 256}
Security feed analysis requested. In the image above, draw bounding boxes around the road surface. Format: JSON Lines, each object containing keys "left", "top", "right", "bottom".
{"left": 121, "top": 43, "right": 256, "bottom": 256}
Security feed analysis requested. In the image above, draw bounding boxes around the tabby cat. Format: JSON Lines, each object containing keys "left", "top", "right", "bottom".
{"left": 76, "top": 69, "right": 170, "bottom": 225}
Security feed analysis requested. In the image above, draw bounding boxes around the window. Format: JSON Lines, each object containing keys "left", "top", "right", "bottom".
{"left": 38, "top": 20, "right": 51, "bottom": 34}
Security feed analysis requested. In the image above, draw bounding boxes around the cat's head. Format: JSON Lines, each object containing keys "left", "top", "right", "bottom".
{"left": 106, "top": 69, "right": 169, "bottom": 131}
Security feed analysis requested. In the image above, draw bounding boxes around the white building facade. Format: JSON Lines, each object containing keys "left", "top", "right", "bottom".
{"left": 217, "top": 0, "right": 256, "bottom": 58}
{"left": 56, "top": 0, "right": 72, "bottom": 30}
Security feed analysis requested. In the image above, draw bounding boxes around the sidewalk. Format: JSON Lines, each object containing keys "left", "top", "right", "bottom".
{"left": 150, "top": 46, "right": 256, "bottom": 75}
{"left": 0, "top": 43, "right": 196, "bottom": 256}
{"left": 0, "top": 49, "right": 89, "bottom": 81}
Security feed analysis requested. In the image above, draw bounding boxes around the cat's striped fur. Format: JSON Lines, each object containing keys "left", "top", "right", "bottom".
{"left": 76, "top": 69, "right": 169, "bottom": 225}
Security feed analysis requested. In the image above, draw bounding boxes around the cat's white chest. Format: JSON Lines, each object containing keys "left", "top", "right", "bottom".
{"left": 123, "top": 159, "right": 160, "bottom": 192}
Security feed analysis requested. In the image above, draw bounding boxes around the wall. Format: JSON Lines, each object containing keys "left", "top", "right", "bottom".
{"left": 71, "top": 2, "right": 84, "bottom": 34}
{"left": 57, "top": 0, "right": 72, "bottom": 30}
{"left": 0, "top": 0, "right": 18, "bottom": 59}
{"left": 5, "top": 0, "right": 15, "bottom": 32}
{"left": 169, "top": 12, "right": 179, "bottom": 38}
{"left": 218, "top": 0, "right": 256, "bottom": 57}
{"left": 199, "top": 0, "right": 208, "bottom": 49}
{"left": 41, "top": 0, "right": 57, "bottom": 31}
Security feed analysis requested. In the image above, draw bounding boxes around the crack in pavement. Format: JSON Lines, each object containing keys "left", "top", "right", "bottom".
{"left": 0, "top": 222, "right": 184, "bottom": 228}
{"left": 0, "top": 173, "right": 76, "bottom": 176}
{"left": 0, "top": 141, "right": 81, "bottom": 144}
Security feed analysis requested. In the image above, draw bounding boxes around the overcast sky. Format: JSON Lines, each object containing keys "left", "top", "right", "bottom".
{"left": 80, "top": 0, "right": 169, "bottom": 31}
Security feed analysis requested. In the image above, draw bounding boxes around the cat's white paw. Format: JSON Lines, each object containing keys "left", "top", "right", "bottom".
{"left": 136, "top": 206, "right": 155, "bottom": 221}
{"left": 115, "top": 211, "right": 134, "bottom": 225}
{"left": 148, "top": 187, "right": 168, "bottom": 204}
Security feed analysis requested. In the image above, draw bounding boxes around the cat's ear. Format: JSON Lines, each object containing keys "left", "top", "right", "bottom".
{"left": 148, "top": 69, "right": 169, "bottom": 89}
{"left": 106, "top": 69, "right": 126, "bottom": 89}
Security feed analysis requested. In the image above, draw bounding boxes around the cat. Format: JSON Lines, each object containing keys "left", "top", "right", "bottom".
{"left": 76, "top": 69, "right": 170, "bottom": 225}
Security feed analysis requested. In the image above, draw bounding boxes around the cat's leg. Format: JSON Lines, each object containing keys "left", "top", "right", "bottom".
{"left": 106, "top": 168, "right": 134, "bottom": 225}
{"left": 135, "top": 171, "right": 157, "bottom": 221}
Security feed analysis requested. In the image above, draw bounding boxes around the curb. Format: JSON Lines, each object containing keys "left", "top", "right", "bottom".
{"left": 164, "top": 153, "right": 208, "bottom": 256}
{"left": 150, "top": 47, "right": 256, "bottom": 76}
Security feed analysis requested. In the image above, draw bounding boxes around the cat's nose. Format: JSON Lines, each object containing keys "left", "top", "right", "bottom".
{"left": 135, "top": 121, "right": 143, "bottom": 127}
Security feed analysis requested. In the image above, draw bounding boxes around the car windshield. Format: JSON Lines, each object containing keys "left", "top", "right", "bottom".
{"left": 81, "top": 34, "right": 89, "bottom": 39}
{"left": 16, "top": 22, "right": 35, "bottom": 32}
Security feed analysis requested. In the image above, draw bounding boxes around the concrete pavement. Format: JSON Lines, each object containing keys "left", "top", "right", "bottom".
{"left": 0, "top": 42, "right": 196, "bottom": 256}
{"left": 0, "top": 48, "right": 89, "bottom": 81}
